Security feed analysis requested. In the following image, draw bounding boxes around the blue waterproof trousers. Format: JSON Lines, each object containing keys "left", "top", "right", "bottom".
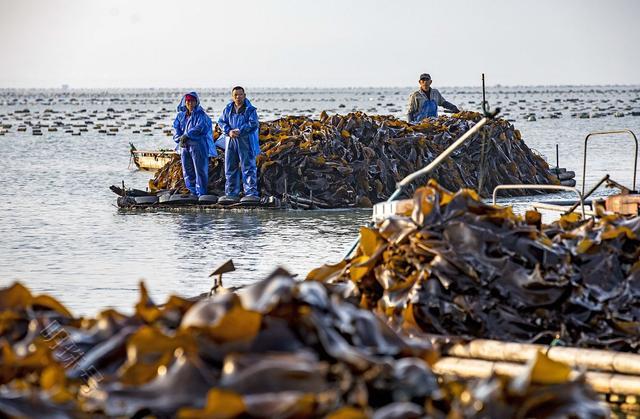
{"left": 225, "top": 136, "right": 258, "bottom": 197}
{"left": 415, "top": 99, "right": 438, "bottom": 121}
{"left": 181, "top": 139, "right": 209, "bottom": 196}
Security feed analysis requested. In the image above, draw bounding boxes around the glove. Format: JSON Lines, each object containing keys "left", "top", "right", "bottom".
{"left": 179, "top": 135, "right": 188, "bottom": 148}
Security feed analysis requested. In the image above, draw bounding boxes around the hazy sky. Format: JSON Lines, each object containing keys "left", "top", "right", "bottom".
{"left": 0, "top": 0, "right": 638, "bottom": 88}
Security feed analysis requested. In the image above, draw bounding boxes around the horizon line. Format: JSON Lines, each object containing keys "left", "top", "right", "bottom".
{"left": 1, "top": 83, "right": 640, "bottom": 91}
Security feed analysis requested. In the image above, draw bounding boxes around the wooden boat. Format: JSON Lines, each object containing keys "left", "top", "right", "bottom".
{"left": 129, "top": 143, "right": 177, "bottom": 171}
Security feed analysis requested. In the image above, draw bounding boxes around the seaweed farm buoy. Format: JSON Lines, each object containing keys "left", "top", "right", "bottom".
{"left": 198, "top": 195, "right": 219, "bottom": 204}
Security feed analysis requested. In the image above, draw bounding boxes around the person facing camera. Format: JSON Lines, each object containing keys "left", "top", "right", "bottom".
{"left": 173, "top": 91, "right": 216, "bottom": 197}
{"left": 217, "top": 86, "right": 260, "bottom": 205}
{"left": 407, "top": 73, "right": 459, "bottom": 123}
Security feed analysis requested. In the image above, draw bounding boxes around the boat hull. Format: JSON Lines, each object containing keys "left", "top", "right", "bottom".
{"left": 131, "top": 150, "right": 177, "bottom": 171}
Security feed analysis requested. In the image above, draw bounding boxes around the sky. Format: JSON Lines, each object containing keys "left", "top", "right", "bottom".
{"left": 0, "top": 0, "right": 639, "bottom": 88}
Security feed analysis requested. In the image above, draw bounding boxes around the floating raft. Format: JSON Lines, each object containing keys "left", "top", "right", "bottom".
{"left": 115, "top": 194, "right": 285, "bottom": 211}
{"left": 111, "top": 185, "right": 337, "bottom": 211}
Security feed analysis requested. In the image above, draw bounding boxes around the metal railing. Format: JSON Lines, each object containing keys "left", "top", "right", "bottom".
{"left": 581, "top": 130, "right": 638, "bottom": 195}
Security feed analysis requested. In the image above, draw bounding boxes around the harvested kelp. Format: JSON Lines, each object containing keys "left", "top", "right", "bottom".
{"left": 308, "top": 180, "right": 640, "bottom": 352}
{"left": 0, "top": 274, "right": 606, "bottom": 417}
{"left": 149, "top": 112, "right": 558, "bottom": 208}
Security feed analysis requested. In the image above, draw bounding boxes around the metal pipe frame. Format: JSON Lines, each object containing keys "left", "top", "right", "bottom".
{"left": 581, "top": 130, "right": 638, "bottom": 195}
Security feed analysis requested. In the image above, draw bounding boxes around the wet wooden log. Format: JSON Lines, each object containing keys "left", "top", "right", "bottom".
{"left": 434, "top": 357, "right": 640, "bottom": 395}
{"left": 441, "top": 338, "right": 640, "bottom": 375}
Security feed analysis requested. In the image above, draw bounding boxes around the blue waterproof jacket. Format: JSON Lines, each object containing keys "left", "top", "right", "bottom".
{"left": 217, "top": 99, "right": 260, "bottom": 156}
{"left": 173, "top": 91, "right": 217, "bottom": 157}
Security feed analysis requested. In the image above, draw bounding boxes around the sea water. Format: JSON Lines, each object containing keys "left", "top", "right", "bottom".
{"left": 0, "top": 86, "right": 638, "bottom": 314}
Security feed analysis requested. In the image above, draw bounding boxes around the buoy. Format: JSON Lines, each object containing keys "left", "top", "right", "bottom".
{"left": 168, "top": 194, "right": 198, "bottom": 205}
{"left": 198, "top": 195, "right": 219, "bottom": 204}
{"left": 133, "top": 196, "right": 159, "bottom": 205}
{"left": 557, "top": 170, "right": 575, "bottom": 181}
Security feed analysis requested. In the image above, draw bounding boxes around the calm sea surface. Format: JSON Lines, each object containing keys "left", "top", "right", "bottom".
{"left": 1, "top": 86, "right": 639, "bottom": 315}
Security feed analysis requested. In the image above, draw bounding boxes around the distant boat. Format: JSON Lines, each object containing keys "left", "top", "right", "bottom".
{"left": 129, "top": 143, "right": 177, "bottom": 171}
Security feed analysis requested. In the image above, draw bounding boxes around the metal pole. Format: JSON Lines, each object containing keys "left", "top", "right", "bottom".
{"left": 482, "top": 73, "right": 486, "bottom": 106}
{"left": 566, "top": 174, "right": 609, "bottom": 214}
{"left": 556, "top": 144, "right": 559, "bottom": 170}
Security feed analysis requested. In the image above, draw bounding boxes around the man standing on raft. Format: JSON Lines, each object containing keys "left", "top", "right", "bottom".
{"left": 173, "top": 91, "right": 216, "bottom": 197}
{"left": 407, "top": 73, "right": 460, "bottom": 123}
{"left": 217, "top": 86, "right": 260, "bottom": 205}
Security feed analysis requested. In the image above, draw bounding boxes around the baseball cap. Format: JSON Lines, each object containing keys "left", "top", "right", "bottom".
{"left": 419, "top": 73, "right": 431, "bottom": 81}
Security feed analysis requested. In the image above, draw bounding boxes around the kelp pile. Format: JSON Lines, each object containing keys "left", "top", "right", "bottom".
{"left": 149, "top": 112, "right": 556, "bottom": 208}
{"left": 0, "top": 273, "right": 606, "bottom": 417}
{"left": 308, "top": 180, "right": 640, "bottom": 352}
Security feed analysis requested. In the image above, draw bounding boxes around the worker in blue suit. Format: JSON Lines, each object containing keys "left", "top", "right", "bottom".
{"left": 173, "top": 91, "right": 216, "bottom": 196}
{"left": 217, "top": 86, "right": 260, "bottom": 204}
